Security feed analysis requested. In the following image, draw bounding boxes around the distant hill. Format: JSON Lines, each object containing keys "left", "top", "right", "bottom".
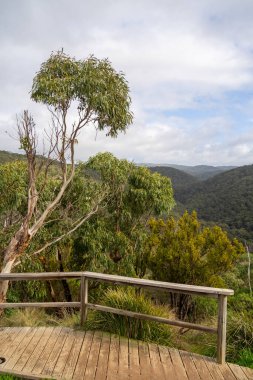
{"left": 149, "top": 166, "right": 198, "bottom": 192}
{"left": 0, "top": 150, "right": 25, "bottom": 164}
{"left": 142, "top": 163, "right": 237, "bottom": 180}
{"left": 149, "top": 163, "right": 253, "bottom": 241}
{"left": 164, "top": 164, "right": 237, "bottom": 180}
{"left": 176, "top": 165, "right": 253, "bottom": 240}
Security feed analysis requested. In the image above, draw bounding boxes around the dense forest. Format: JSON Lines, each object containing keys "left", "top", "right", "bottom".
{"left": 150, "top": 164, "right": 253, "bottom": 243}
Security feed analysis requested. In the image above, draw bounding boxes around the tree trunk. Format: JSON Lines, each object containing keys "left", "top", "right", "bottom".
{"left": 0, "top": 224, "right": 30, "bottom": 303}
{"left": 57, "top": 249, "right": 72, "bottom": 302}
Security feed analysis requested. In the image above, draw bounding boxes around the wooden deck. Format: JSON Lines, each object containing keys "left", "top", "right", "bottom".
{"left": 0, "top": 327, "right": 252, "bottom": 380}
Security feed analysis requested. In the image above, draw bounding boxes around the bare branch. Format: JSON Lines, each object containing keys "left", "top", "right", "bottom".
{"left": 13, "top": 203, "right": 100, "bottom": 267}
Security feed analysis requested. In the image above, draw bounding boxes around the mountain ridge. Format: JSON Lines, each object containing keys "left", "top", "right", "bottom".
{"left": 140, "top": 163, "right": 237, "bottom": 180}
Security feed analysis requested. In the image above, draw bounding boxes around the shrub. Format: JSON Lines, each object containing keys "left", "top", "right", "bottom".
{"left": 84, "top": 287, "right": 173, "bottom": 345}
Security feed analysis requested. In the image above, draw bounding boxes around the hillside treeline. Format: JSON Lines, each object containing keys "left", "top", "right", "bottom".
{"left": 150, "top": 164, "right": 253, "bottom": 242}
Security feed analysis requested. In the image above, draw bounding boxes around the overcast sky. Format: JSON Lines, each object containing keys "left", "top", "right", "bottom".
{"left": 1, "top": 0, "right": 253, "bottom": 166}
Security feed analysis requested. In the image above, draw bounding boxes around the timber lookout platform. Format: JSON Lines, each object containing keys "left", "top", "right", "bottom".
{"left": 0, "top": 327, "right": 252, "bottom": 379}
{"left": 0, "top": 272, "right": 252, "bottom": 379}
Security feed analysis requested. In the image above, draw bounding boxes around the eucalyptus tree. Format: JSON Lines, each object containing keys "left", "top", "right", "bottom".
{"left": 0, "top": 51, "right": 132, "bottom": 303}
{"left": 69, "top": 152, "right": 175, "bottom": 278}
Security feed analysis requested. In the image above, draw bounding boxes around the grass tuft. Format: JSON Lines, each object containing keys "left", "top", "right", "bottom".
{"left": 84, "top": 287, "right": 173, "bottom": 346}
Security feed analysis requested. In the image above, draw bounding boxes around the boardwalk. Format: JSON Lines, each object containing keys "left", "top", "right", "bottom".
{"left": 0, "top": 327, "right": 252, "bottom": 379}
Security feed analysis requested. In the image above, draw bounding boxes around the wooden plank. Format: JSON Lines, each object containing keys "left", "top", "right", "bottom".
{"left": 0, "top": 367, "right": 55, "bottom": 379}
{"left": 13, "top": 327, "right": 46, "bottom": 372}
{"left": 1, "top": 327, "right": 31, "bottom": 367}
{"left": 241, "top": 366, "right": 253, "bottom": 380}
{"left": 87, "top": 303, "right": 217, "bottom": 334}
{"left": 51, "top": 328, "right": 76, "bottom": 378}
{"left": 61, "top": 330, "right": 84, "bottom": 379}
{"left": 0, "top": 327, "right": 13, "bottom": 351}
{"left": 95, "top": 332, "right": 110, "bottom": 380}
{"left": 180, "top": 350, "right": 201, "bottom": 380}
{"left": 128, "top": 338, "right": 141, "bottom": 379}
{"left": 72, "top": 330, "right": 94, "bottom": 380}
{"left": 84, "top": 330, "right": 103, "bottom": 380}
{"left": 0, "top": 326, "right": 10, "bottom": 340}
{"left": 0, "top": 327, "right": 22, "bottom": 355}
{"left": 169, "top": 348, "right": 188, "bottom": 380}
{"left": 138, "top": 340, "right": 152, "bottom": 380}
{"left": 158, "top": 345, "right": 178, "bottom": 380}
{"left": 84, "top": 272, "right": 234, "bottom": 296}
{"left": 24, "top": 326, "right": 56, "bottom": 374}
{"left": 42, "top": 328, "right": 71, "bottom": 376}
{"left": 204, "top": 356, "right": 226, "bottom": 380}
{"left": 0, "top": 301, "right": 80, "bottom": 309}
{"left": 106, "top": 334, "right": 120, "bottom": 380}
{"left": 228, "top": 363, "right": 249, "bottom": 380}
{"left": 191, "top": 353, "right": 215, "bottom": 380}
{"left": 4, "top": 327, "right": 37, "bottom": 370}
{"left": 218, "top": 364, "right": 237, "bottom": 380}
{"left": 118, "top": 336, "right": 129, "bottom": 380}
{"left": 148, "top": 343, "right": 165, "bottom": 380}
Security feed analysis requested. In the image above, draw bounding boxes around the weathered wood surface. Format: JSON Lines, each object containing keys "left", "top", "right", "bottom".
{"left": 84, "top": 271, "right": 234, "bottom": 296}
{"left": 0, "top": 327, "right": 252, "bottom": 380}
{"left": 0, "top": 271, "right": 234, "bottom": 296}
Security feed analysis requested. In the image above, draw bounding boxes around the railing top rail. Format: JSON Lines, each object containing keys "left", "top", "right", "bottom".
{"left": 0, "top": 271, "right": 234, "bottom": 296}
{"left": 83, "top": 272, "right": 234, "bottom": 296}
{"left": 0, "top": 272, "right": 82, "bottom": 280}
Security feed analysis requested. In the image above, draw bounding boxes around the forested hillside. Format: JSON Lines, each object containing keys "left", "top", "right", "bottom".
{"left": 160, "top": 164, "right": 237, "bottom": 180}
{"left": 178, "top": 165, "right": 253, "bottom": 241}
{"left": 150, "top": 164, "right": 253, "bottom": 242}
{"left": 149, "top": 166, "right": 198, "bottom": 191}
{"left": 144, "top": 163, "right": 236, "bottom": 180}
{"left": 0, "top": 150, "right": 26, "bottom": 163}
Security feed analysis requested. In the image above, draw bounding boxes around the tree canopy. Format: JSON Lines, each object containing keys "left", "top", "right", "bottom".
{"left": 31, "top": 51, "right": 133, "bottom": 137}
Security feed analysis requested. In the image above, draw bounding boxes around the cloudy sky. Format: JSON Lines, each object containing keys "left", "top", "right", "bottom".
{"left": 1, "top": 0, "right": 253, "bottom": 166}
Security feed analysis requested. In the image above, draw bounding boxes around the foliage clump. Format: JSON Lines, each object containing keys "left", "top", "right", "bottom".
{"left": 148, "top": 211, "right": 244, "bottom": 319}
{"left": 148, "top": 211, "right": 244, "bottom": 287}
{"left": 84, "top": 287, "right": 173, "bottom": 346}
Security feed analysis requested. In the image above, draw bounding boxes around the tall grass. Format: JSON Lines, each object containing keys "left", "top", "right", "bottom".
{"left": 84, "top": 287, "right": 173, "bottom": 345}
{"left": 226, "top": 311, "right": 253, "bottom": 367}
{"left": 0, "top": 308, "right": 80, "bottom": 328}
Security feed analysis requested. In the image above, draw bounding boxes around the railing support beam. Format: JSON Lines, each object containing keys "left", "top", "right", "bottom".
{"left": 80, "top": 276, "right": 88, "bottom": 326}
{"left": 217, "top": 294, "right": 227, "bottom": 364}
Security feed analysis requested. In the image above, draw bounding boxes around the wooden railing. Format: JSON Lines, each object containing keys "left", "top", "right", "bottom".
{"left": 0, "top": 272, "right": 234, "bottom": 364}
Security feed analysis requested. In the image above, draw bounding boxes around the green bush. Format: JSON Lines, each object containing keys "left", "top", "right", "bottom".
{"left": 84, "top": 287, "right": 173, "bottom": 345}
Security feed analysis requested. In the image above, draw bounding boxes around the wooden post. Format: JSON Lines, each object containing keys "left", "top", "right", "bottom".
{"left": 80, "top": 276, "right": 88, "bottom": 326}
{"left": 217, "top": 295, "right": 227, "bottom": 364}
